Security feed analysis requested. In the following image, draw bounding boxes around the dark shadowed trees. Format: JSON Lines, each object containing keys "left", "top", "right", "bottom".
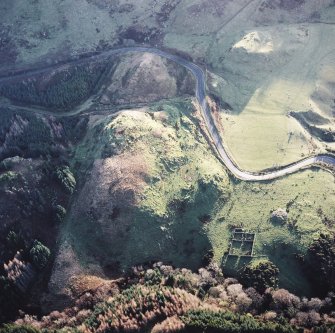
{"left": 240, "top": 260, "right": 279, "bottom": 293}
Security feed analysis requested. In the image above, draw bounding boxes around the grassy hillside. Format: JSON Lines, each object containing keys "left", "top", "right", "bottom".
{"left": 2, "top": 0, "right": 333, "bottom": 68}
{"left": 48, "top": 98, "right": 231, "bottom": 301}
{"left": 207, "top": 22, "right": 335, "bottom": 171}
{"left": 47, "top": 97, "right": 335, "bottom": 303}
{"left": 209, "top": 169, "right": 335, "bottom": 296}
{"left": 1, "top": 0, "right": 334, "bottom": 170}
{"left": 99, "top": 52, "right": 194, "bottom": 106}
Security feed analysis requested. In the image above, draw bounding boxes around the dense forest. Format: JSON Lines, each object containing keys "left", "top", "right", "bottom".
{"left": 0, "top": 107, "right": 85, "bottom": 324}
{"left": 5, "top": 254, "right": 335, "bottom": 333}
{"left": 0, "top": 60, "right": 111, "bottom": 110}
{"left": 0, "top": 107, "right": 88, "bottom": 160}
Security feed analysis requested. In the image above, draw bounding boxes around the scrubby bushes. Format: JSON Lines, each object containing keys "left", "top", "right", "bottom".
{"left": 6, "top": 231, "right": 24, "bottom": 252}
{"left": 0, "top": 172, "right": 19, "bottom": 185}
{"left": 13, "top": 262, "right": 335, "bottom": 332}
{"left": 53, "top": 204, "right": 67, "bottom": 224}
{"left": 0, "top": 110, "right": 53, "bottom": 160}
{"left": 305, "top": 233, "right": 335, "bottom": 295}
{"left": 84, "top": 285, "right": 200, "bottom": 332}
{"left": 0, "top": 324, "right": 40, "bottom": 333}
{"left": 0, "top": 108, "right": 89, "bottom": 163}
{"left": 144, "top": 268, "right": 163, "bottom": 285}
{"left": 270, "top": 289, "right": 301, "bottom": 312}
{"left": 0, "top": 239, "right": 52, "bottom": 322}
{"left": 53, "top": 166, "right": 76, "bottom": 194}
{"left": 240, "top": 260, "right": 279, "bottom": 293}
{"left": 29, "top": 240, "right": 50, "bottom": 270}
{"left": 181, "top": 309, "right": 298, "bottom": 333}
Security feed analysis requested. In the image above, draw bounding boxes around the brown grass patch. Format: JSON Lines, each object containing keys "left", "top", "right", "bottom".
{"left": 103, "top": 151, "right": 150, "bottom": 205}
{"left": 69, "top": 275, "right": 107, "bottom": 297}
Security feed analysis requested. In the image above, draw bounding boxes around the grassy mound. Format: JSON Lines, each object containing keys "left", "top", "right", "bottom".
{"left": 48, "top": 98, "right": 230, "bottom": 298}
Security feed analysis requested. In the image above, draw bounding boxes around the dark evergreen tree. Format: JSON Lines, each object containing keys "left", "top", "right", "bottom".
{"left": 29, "top": 240, "right": 50, "bottom": 270}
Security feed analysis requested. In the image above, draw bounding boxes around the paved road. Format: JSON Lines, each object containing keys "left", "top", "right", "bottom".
{"left": 0, "top": 46, "right": 335, "bottom": 181}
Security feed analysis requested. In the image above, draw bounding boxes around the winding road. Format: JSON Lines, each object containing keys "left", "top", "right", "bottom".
{"left": 0, "top": 46, "right": 335, "bottom": 181}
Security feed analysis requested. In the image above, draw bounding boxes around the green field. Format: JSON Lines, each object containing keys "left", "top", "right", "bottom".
{"left": 206, "top": 23, "right": 335, "bottom": 171}
{"left": 208, "top": 168, "right": 335, "bottom": 296}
